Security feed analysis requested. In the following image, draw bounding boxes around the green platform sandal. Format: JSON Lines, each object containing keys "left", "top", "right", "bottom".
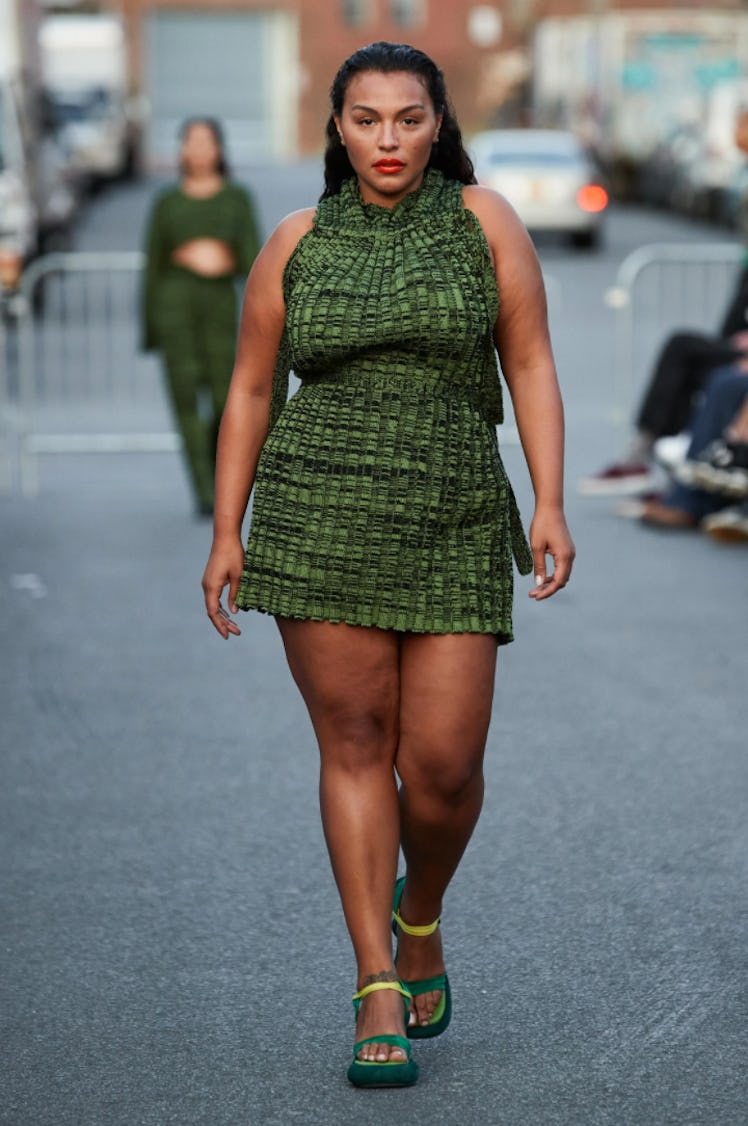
{"left": 392, "top": 876, "right": 453, "bottom": 1040}
{"left": 347, "top": 980, "right": 419, "bottom": 1088}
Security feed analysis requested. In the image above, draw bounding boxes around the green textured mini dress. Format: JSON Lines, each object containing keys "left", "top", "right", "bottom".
{"left": 236, "top": 168, "right": 533, "bottom": 640}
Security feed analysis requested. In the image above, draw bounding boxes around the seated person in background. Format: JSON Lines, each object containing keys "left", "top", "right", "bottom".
{"left": 579, "top": 107, "right": 748, "bottom": 497}
{"left": 640, "top": 365, "right": 748, "bottom": 531}
{"left": 578, "top": 290, "right": 748, "bottom": 496}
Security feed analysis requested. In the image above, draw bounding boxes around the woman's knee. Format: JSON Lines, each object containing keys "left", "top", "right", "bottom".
{"left": 397, "top": 734, "right": 486, "bottom": 806}
{"left": 315, "top": 702, "right": 399, "bottom": 771}
{"left": 287, "top": 664, "right": 400, "bottom": 764}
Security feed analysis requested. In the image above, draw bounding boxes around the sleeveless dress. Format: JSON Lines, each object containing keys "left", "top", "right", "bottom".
{"left": 235, "top": 168, "right": 533, "bottom": 641}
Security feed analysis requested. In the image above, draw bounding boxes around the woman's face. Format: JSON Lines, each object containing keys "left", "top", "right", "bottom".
{"left": 334, "top": 70, "right": 442, "bottom": 207}
{"left": 180, "top": 123, "right": 222, "bottom": 177}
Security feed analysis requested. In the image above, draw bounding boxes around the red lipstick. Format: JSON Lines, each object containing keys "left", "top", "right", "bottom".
{"left": 374, "top": 159, "right": 405, "bottom": 173}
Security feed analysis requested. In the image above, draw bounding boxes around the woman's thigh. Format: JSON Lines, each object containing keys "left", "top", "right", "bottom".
{"left": 396, "top": 632, "right": 498, "bottom": 791}
{"left": 276, "top": 618, "right": 401, "bottom": 762}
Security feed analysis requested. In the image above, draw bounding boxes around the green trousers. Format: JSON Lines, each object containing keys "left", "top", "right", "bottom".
{"left": 155, "top": 267, "right": 238, "bottom": 511}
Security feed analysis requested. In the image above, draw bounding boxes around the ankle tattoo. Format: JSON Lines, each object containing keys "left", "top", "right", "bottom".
{"left": 361, "top": 970, "right": 398, "bottom": 988}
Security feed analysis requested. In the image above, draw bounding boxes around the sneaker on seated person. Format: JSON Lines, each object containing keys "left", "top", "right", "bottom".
{"left": 676, "top": 438, "right": 748, "bottom": 497}
{"left": 577, "top": 460, "right": 659, "bottom": 496}
{"left": 652, "top": 432, "right": 691, "bottom": 473}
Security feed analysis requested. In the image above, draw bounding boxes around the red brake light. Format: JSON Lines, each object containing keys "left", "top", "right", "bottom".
{"left": 577, "top": 184, "right": 608, "bottom": 213}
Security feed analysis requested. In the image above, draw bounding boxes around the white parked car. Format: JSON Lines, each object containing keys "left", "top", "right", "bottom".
{"left": 40, "top": 14, "right": 139, "bottom": 188}
{"left": 470, "top": 129, "right": 609, "bottom": 249}
{"left": 0, "top": 82, "right": 79, "bottom": 291}
{"left": 51, "top": 87, "right": 137, "bottom": 184}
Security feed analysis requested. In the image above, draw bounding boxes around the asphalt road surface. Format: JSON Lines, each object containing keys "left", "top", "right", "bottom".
{"left": 1, "top": 166, "right": 746, "bottom": 1126}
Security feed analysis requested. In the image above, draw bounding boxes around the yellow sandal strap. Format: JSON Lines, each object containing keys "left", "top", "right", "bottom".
{"left": 392, "top": 908, "right": 440, "bottom": 938}
{"left": 352, "top": 980, "right": 413, "bottom": 1003}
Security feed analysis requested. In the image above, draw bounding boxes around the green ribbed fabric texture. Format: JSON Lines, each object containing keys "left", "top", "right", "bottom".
{"left": 237, "top": 168, "right": 532, "bottom": 637}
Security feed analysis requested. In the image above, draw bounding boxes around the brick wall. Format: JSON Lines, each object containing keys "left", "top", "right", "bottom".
{"left": 117, "top": 0, "right": 748, "bottom": 154}
{"left": 119, "top": 0, "right": 535, "bottom": 152}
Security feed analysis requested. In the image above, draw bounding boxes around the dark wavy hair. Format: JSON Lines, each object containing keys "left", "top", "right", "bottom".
{"left": 179, "top": 116, "right": 230, "bottom": 178}
{"left": 322, "top": 41, "right": 476, "bottom": 199}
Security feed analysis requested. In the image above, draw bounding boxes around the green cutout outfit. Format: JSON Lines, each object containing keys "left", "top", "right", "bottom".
{"left": 237, "top": 169, "right": 532, "bottom": 638}
{"left": 142, "top": 183, "right": 260, "bottom": 511}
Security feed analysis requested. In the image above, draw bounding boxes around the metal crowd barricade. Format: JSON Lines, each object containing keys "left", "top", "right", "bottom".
{"left": 4, "top": 242, "right": 740, "bottom": 492}
{"left": 4, "top": 250, "right": 562, "bottom": 489}
{"left": 12, "top": 251, "right": 181, "bottom": 495}
{"left": 605, "top": 242, "right": 744, "bottom": 426}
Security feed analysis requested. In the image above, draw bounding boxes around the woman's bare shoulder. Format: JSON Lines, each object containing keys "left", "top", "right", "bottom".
{"left": 268, "top": 207, "right": 316, "bottom": 257}
{"left": 461, "top": 184, "right": 544, "bottom": 317}
{"left": 461, "top": 184, "right": 526, "bottom": 241}
{"left": 248, "top": 207, "right": 316, "bottom": 292}
{"left": 461, "top": 183, "right": 541, "bottom": 290}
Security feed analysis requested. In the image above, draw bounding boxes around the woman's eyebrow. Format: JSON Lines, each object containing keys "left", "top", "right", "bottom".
{"left": 350, "top": 103, "right": 426, "bottom": 114}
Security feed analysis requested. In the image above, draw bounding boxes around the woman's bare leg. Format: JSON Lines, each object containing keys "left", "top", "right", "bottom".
{"left": 276, "top": 618, "right": 406, "bottom": 1062}
{"left": 395, "top": 632, "right": 498, "bottom": 1027}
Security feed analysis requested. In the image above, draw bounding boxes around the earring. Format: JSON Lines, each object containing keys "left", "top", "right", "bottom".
{"left": 338, "top": 133, "right": 345, "bottom": 146}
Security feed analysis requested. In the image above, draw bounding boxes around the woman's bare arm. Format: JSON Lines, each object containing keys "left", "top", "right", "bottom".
{"left": 463, "top": 185, "right": 575, "bottom": 598}
{"left": 202, "top": 207, "right": 314, "bottom": 637}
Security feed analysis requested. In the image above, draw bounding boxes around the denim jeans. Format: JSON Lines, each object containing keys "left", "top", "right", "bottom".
{"left": 665, "top": 365, "right": 748, "bottom": 520}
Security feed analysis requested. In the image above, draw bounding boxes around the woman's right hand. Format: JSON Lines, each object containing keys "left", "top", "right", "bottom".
{"left": 201, "top": 535, "right": 246, "bottom": 639}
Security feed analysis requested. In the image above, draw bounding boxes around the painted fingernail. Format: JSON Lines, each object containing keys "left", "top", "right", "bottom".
{"left": 535, "top": 575, "right": 544, "bottom": 587}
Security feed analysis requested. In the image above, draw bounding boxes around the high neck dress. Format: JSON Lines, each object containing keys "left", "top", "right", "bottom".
{"left": 236, "top": 168, "right": 532, "bottom": 640}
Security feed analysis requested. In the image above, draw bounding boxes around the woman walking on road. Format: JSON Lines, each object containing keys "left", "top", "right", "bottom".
{"left": 142, "top": 117, "right": 260, "bottom": 515}
{"left": 202, "top": 42, "right": 574, "bottom": 1088}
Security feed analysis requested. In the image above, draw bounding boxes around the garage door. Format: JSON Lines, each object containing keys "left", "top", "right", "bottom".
{"left": 145, "top": 9, "right": 297, "bottom": 165}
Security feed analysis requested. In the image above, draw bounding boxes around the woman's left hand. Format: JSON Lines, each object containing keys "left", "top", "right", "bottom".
{"left": 202, "top": 534, "right": 246, "bottom": 638}
{"left": 528, "top": 507, "right": 575, "bottom": 601}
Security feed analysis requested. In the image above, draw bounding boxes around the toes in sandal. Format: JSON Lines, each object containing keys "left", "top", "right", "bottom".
{"left": 392, "top": 876, "right": 453, "bottom": 1040}
{"left": 347, "top": 980, "right": 419, "bottom": 1088}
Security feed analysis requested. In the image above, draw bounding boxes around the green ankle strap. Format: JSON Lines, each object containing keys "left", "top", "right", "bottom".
{"left": 392, "top": 908, "right": 441, "bottom": 938}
